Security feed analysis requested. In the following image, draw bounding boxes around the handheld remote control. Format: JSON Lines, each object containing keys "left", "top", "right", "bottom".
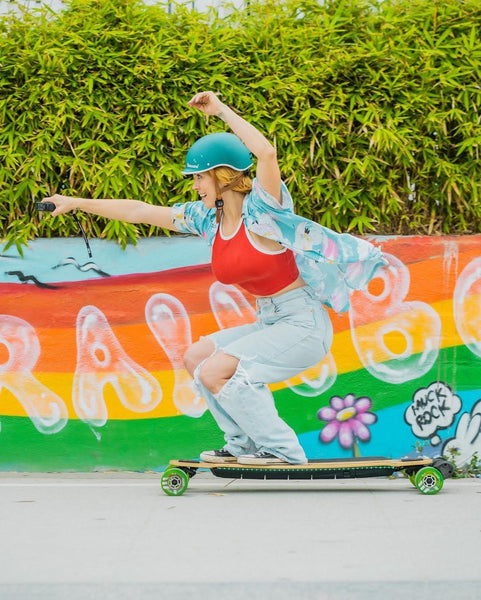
{"left": 34, "top": 202, "right": 56, "bottom": 212}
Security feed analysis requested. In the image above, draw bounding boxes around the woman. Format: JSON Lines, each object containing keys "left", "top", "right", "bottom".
{"left": 45, "top": 90, "right": 385, "bottom": 465}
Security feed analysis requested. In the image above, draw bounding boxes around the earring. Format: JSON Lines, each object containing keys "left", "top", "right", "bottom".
{"left": 215, "top": 198, "right": 223, "bottom": 223}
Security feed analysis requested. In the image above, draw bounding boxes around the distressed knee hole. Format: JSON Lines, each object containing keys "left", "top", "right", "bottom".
{"left": 183, "top": 339, "right": 216, "bottom": 377}
{"left": 198, "top": 351, "right": 240, "bottom": 395}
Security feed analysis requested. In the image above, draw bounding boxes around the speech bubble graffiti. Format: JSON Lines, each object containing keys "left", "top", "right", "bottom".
{"left": 404, "top": 382, "right": 462, "bottom": 444}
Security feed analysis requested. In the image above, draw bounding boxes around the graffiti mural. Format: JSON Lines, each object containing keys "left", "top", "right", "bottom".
{"left": 0, "top": 234, "right": 480, "bottom": 471}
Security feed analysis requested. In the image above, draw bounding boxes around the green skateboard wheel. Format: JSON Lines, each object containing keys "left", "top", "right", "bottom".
{"left": 414, "top": 466, "right": 444, "bottom": 495}
{"left": 161, "top": 467, "right": 189, "bottom": 496}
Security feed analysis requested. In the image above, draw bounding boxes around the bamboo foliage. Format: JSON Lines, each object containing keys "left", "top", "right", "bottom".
{"left": 0, "top": 0, "right": 480, "bottom": 252}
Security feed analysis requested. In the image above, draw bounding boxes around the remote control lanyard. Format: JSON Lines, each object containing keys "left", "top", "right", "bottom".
{"left": 72, "top": 213, "right": 93, "bottom": 259}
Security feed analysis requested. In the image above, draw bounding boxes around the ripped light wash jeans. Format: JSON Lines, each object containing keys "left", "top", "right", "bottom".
{"left": 193, "top": 286, "right": 333, "bottom": 464}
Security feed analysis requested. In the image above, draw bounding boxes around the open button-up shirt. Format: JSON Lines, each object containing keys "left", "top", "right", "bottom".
{"left": 172, "top": 178, "right": 387, "bottom": 313}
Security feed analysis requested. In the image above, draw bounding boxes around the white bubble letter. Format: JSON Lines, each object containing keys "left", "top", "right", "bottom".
{"left": 350, "top": 254, "right": 441, "bottom": 383}
{"left": 73, "top": 306, "right": 162, "bottom": 427}
{"left": 0, "top": 315, "right": 68, "bottom": 434}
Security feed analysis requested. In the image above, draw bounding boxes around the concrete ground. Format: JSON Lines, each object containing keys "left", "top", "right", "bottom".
{"left": 0, "top": 472, "right": 480, "bottom": 600}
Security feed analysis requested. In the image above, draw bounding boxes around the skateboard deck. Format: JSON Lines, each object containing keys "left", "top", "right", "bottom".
{"left": 161, "top": 456, "right": 453, "bottom": 496}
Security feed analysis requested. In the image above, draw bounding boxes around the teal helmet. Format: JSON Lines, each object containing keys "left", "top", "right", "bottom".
{"left": 182, "top": 132, "right": 253, "bottom": 175}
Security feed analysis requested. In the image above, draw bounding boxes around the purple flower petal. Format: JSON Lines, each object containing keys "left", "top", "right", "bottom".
{"left": 338, "top": 421, "right": 354, "bottom": 449}
{"left": 330, "top": 396, "right": 345, "bottom": 411}
{"left": 354, "top": 397, "right": 372, "bottom": 413}
{"left": 351, "top": 419, "right": 371, "bottom": 442}
{"left": 318, "top": 407, "right": 337, "bottom": 421}
{"left": 358, "top": 412, "right": 377, "bottom": 425}
{"left": 320, "top": 420, "right": 340, "bottom": 443}
{"left": 344, "top": 394, "right": 355, "bottom": 407}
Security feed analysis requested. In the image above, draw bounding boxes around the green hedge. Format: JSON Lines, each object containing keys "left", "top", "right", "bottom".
{"left": 1, "top": 0, "right": 480, "bottom": 252}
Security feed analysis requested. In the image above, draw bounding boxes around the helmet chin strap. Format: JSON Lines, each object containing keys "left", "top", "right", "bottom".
{"left": 213, "top": 171, "right": 246, "bottom": 224}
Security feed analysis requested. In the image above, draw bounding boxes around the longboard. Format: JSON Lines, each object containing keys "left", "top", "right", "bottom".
{"left": 161, "top": 456, "right": 454, "bottom": 496}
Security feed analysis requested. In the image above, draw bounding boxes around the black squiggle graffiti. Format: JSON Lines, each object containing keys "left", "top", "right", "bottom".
{"left": 52, "top": 257, "right": 110, "bottom": 278}
{"left": 5, "top": 271, "right": 60, "bottom": 289}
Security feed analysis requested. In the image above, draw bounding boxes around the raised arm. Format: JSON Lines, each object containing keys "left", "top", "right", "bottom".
{"left": 42, "top": 194, "right": 178, "bottom": 231}
{"left": 188, "top": 91, "right": 282, "bottom": 202}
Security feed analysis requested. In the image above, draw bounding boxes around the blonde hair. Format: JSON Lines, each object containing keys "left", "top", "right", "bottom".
{"left": 213, "top": 166, "right": 252, "bottom": 194}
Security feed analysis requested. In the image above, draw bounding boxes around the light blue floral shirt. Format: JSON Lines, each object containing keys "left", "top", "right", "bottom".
{"left": 172, "top": 178, "right": 387, "bottom": 313}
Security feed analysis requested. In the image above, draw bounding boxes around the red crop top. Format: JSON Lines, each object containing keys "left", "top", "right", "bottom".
{"left": 211, "top": 219, "right": 299, "bottom": 296}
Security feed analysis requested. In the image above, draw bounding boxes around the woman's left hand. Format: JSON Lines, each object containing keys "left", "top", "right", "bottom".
{"left": 188, "top": 91, "right": 225, "bottom": 116}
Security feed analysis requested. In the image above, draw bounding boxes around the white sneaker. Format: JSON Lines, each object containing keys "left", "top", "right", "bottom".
{"left": 237, "top": 451, "right": 289, "bottom": 465}
{"left": 200, "top": 449, "right": 237, "bottom": 463}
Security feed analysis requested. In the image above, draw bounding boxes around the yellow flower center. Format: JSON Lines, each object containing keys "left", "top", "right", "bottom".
{"left": 336, "top": 407, "right": 357, "bottom": 422}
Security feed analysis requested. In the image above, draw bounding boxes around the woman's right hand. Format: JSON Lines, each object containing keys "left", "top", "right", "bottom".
{"left": 42, "top": 194, "right": 78, "bottom": 217}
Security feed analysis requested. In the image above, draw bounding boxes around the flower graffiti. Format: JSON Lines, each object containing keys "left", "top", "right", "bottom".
{"left": 318, "top": 394, "right": 377, "bottom": 456}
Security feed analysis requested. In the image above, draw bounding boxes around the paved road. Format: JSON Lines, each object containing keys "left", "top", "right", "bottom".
{"left": 0, "top": 472, "right": 480, "bottom": 599}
